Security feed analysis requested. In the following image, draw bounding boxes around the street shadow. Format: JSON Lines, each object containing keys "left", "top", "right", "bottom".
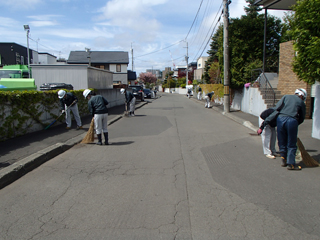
{"left": 309, "top": 153, "right": 320, "bottom": 162}
{"left": 0, "top": 162, "right": 10, "bottom": 169}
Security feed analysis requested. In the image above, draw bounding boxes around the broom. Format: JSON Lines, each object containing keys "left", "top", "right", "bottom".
{"left": 297, "top": 137, "right": 319, "bottom": 167}
{"left": 81, "top": 118, "right": 95, "bottom": 144}
{"left": 123, "top": 102, "right": 129, "bottom": 117}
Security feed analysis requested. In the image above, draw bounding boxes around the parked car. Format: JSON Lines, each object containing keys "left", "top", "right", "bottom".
{"left": 128, "top": 85, "right": 144, "bottom": 101}
{"left": 40, "top": 83, "right": 73, "bottom": 91}
{"left": 143, "top": 88, "right": 153, "bottom": 98}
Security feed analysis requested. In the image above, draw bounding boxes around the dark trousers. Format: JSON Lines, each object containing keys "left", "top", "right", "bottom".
{"left": 277, "top": 116, "right": 299, "bottom": 165}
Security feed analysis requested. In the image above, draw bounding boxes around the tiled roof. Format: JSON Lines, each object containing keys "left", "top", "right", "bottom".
{"left": 68, "top": 51, "right": 129, "bottom": 64}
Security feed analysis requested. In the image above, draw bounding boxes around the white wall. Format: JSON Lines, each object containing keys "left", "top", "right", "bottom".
{"left": 312, "top": 85, "right": 320, "bottom": 139}
{"left": 235, "top": 87, "right": 267, "bottom": 117}
{"left": 38, "top": 54, "right": 57, "bottom": 64}
{"left": 32, "top": 64, "right": 113, "bottom": 90}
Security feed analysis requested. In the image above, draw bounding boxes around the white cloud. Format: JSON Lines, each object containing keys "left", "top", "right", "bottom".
{"left": 40, "top": 27, "right": 114, "bottom": 40}
{"left": 0, "top": 17, "right": 20, "bottom": 27}
{"left": 97, "top": 0, "right": 164, "bottom": 32}
{"left": 27, "top": 15, "right": 61, "bottom": 27}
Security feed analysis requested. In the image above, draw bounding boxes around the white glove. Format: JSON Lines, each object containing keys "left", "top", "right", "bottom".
{"left": 62, "top": 110, "right": 65, "bottom": 114}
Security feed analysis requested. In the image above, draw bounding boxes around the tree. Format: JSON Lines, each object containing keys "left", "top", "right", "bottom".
{"left": 288, "top": 0, "right": 320, "bottom": 85}
{"left": 139, "top": 72, "right": 157, "bottom": 84}
{"left": 204, "top": 25, "right": 223, "bottom": 83}
{"left": 205, "top": 0, "right": 283, "bottom": 88}
{"left": 208, "top": 62, "right": 221, "bottom": 84}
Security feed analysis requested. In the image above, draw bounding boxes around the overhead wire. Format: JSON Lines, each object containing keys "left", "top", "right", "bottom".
{"left": 134, "top": 40, "right": 184, "bottom": 59}
{"left": 188, "top": 0, "right": 215, "bottom": 48}
{"left": 185, "top": 0, "right": 204, "bottom": 40}
{"left": 190, "top": 1, "right": 223, "bottom": 62}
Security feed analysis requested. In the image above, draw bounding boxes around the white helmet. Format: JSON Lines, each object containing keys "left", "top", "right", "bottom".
{"left": 83, "top": 89, "right": 91, "bottom": 98}
{"left": 295, "top": 88, "right": 307, "bottom": 100}
{"left": 58, "top": 90, "right": 66, "bottom": 99}
{"left": 120, "top": 88, "right": 125, "bottom": 94}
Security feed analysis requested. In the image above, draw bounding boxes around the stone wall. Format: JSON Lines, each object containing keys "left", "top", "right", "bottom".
{"left": 278, "top": 41, "right": 312, "bottom": 118}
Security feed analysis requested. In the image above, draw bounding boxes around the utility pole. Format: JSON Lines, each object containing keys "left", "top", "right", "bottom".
{"left": 131, "top": 42, "right": 134, "bottom": 71}
{"left": 185, "top": 41, "right": 188, "bottom": 87}
{"left": 23, "top": 25, "right": 31, "bottom": 78}
{"left": 223, "top": 0, "right": 230, "bottom": 113}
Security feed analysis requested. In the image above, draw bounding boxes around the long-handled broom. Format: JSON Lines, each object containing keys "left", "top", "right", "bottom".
{"left": 81, "top": 118, "right": 95, "bottom": 144}
{"left": 45, "top": 101, "right": 75, "bottom": 130}
{"left": 297, "top": 137, "right": 319, "bottom": 167}
{"left": 123, "top": 102, "right": 129, "bottom": 117}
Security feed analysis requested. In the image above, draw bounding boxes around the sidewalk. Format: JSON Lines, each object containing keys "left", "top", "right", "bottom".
{"left": 0, "top": 101, "right": 149, "bottom": 189}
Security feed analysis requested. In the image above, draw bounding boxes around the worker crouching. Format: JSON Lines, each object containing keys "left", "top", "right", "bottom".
{"left": 83, "top": 89, "right": 109, "bottom": 145}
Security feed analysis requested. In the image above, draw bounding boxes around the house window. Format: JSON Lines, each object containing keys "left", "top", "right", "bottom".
{"left": 116, "top": 64, "right": 121, "bottom": 72}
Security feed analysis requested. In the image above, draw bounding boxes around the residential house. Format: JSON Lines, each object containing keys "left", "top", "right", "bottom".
{"left": 67, "top": 51, "right": 129, "bottom": 85}
{"left": 188, "top": 62, "right": 197, "bottom": 82}
{"left": 0, "top": 42, "right": 59, "bottom": 67}
{"left": 194, "top": 56, "right": 208, "bottom": 82}
{"left": 0, "top": 42, "right": 35, "bottom": 66}
{"left": 175, "top": 65, "right": 187, "bottom": 78}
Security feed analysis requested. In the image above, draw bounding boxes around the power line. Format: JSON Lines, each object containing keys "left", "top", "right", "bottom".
{"left": 185, "top": 0, "right": 204, "bottom": 40}
{"left": 191, "top": 1, "right": 223, "bottom": 62}
{"left": 134, "top": 40, "right": 184, "bottom": 58}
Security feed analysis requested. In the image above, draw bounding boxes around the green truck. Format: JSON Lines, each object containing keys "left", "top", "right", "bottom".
{"left": 0, "top": 65, "right": 37, "bottom": 91}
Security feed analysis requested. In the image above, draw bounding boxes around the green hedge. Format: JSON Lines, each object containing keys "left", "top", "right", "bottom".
{"left": 0, "top": 89, "right": 92, "bottom": 141}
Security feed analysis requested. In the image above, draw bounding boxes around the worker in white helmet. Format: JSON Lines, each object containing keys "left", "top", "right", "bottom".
{"left": 83, "top": 89, "right": 109, "bottom": 145}
{"left": 58, "top": 90, "right": 82, "bottom": 130}
{"left": 120, "top": 88, "right": 136, "bottom": 116}
{"left": 260, "top": 88, "right": 307, "bottom": 170}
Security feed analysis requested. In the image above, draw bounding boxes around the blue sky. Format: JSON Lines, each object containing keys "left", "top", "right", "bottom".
{"left": 0, "top": 0, "right": 286, "bottom": 75}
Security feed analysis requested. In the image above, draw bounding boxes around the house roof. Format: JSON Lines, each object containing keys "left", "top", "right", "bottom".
{"left": 254, "top": 0, "right": 296, "bottom": 10}
{"left": 67, "top": 51, "right": 129, "bottom": 64}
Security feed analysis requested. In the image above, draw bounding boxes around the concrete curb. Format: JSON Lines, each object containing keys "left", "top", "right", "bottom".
{"left": 0, "top": 101, "right": 149, "bottom": 190}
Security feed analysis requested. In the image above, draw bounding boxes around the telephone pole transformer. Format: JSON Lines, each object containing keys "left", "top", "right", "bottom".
{"left": 223, "top": 0, "right": 230, "bottom": 113}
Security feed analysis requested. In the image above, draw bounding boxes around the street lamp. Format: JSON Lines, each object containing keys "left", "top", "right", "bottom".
{"left": 23, "top": 25, "right": 31, "bottom": 78}
{"left": 85, "top": 47, "right": 91, "bottom": 66}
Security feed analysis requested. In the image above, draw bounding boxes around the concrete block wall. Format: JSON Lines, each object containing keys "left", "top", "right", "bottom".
{"left": 278, "top": 41, "right": 312, "bottom": 118}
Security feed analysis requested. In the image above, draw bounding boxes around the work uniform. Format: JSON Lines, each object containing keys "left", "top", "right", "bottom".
{"left": 125, "top": 91, "right": 136, "bottom": 115}
{"left": 60, "top": 92, "right": 82, "bottom": 128}
{"left": 88, "top": 95, "right": 109, "bottom": 135}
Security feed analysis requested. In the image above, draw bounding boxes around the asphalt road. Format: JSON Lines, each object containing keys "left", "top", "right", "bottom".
{"left": 0, "top": 93, "right": 319, "bottom": 240}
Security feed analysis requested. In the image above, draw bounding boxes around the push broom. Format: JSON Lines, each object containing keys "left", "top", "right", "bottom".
{"left": 44, "top": 101, "right": 75, "bottom": 130}
{"left": 80, "top": 118, "right": 95, "bottom": 144}
{"left": 297, "top": 137, "right": 319, "bottom": 167}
